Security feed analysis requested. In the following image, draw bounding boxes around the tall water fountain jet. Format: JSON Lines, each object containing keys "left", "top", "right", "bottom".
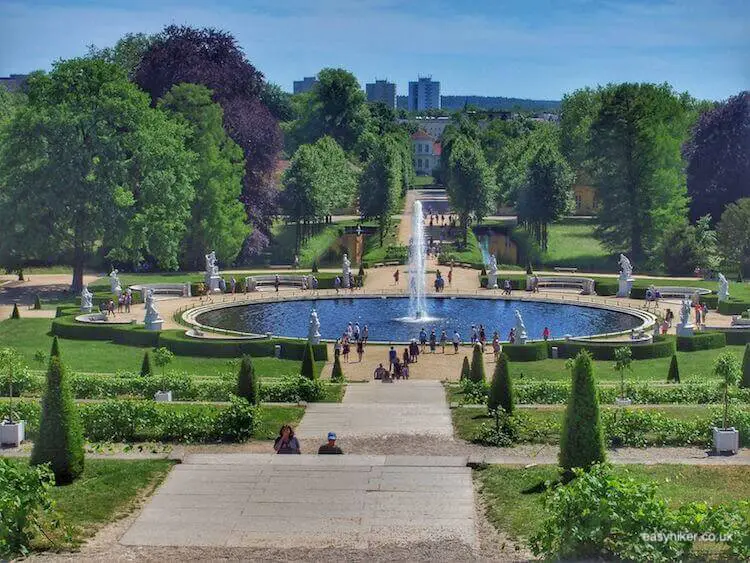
{"left": 408, "top": 200, "right": 427, "bottom": 319}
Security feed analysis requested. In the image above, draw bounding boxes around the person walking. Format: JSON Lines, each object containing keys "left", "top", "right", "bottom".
{"left": 363, "top": 325, "right": 369, "bottom": 343}
{"left": 452, "top": 330, "right": 461, "bottom": 353}
{"left": 419, "top": 328, "right": 428, "bottom": 352}
{"left": 393, "top": 269, "right": 400, "bottom": 285}
{"left": 274, "top": 274, "right": 280, "bottom": 292}
{"left": 402, "top": 347, "right": 410, "bottom": 367}
{"left": 508, "top": 327, "right": 516, "bottom": 344}
{"left": 543, "top": 326, "right": 550, "bottom": 341}
{"left": 447, "top": 269, "right": 452, "bottom": 286}
{"left": 429, "top": 329, "right": 437, "bottom": 353}
{"left": 334, "top": 338, "right": 342, "bottom": 360}
{"left": 388, "top": 346, "right": 398, "bottom": 373}
{"left": 342, "top": 337, "right": 351, "bottom": 363}
{"left": 356, "top": 339, "right": 364, "bottom": 362}
{"left": 230, "top": 277, "right": 237, "bottom": 294}
{"left": 409, "top": 339, "right": 419, "bottom": 363}
{"left": 492, "top": 332, "right": 501, "bottom": 361}
{"left": 334, "top": 276, "right": 341, "bottom": 293}
{"left": 353, "top": 322, "right": 361, "bottom": 342}
{"left": 439, "top": 329, "right": 447, "bottom": 353}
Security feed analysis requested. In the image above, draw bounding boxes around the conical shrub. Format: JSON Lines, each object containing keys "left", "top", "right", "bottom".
{"left": 488, "top": 352, "right": 514, "bottom": 414}
{"left": 469, "top": 344, "right": 486, "bottom": 383}
{"left": 237, "top": 356, "right": 260, "bottom": 405}
{"left": 741, "top": 344, "right": 750, "bottom": 389}
{"left": 301, "top": 342, "right": 318, "bottom": 380}
{"left": 49, "top": 336, "right": 61, "bottom": 360}
{"left": 30, "top": 356, "right": 85, "bottom": 484}
{"left": 460, "top": 356, "right": 471, "bottom": 381}
{"left": 330, "top": 354, "right": 345, "bottom": 382}
{"left": 559, "top": 351, "right": 605, "bottom": 474}
{"left": 34, "top": 295, "right": 42, "bottom": 310}
{"left": 140, "top": 350, "right": 153, "bottom": 377}
{"left": 526, "top": 262, "right": 533, "bottom": 275}
{"left": 667, "top": 354, "right": 680, "bottom": 383}
{"left": 10, "top": 303, "right": 20, "bottom": 319}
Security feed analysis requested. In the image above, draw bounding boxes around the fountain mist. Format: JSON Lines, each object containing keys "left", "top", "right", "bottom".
{"left": 408, "top": 200, "right": 427, "bottom": 319}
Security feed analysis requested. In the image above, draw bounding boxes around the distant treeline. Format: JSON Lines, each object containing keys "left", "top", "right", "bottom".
{"left": 396, "top": 95, "right": 561, "bottom": 112}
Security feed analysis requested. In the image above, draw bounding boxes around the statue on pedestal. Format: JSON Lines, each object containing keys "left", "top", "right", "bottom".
{"left": 514, "top": 309, "right": 528, "bottom": 344}
{"left": 342, "top": 253, "right": 351, "bottom": 288}
{"left": 676, "top": 298, "right": 695, "bottom": 336}
{"left": 718, "top": 273, "right": 729, "bottom": 302}
{"left": 109, "top": 268, "right": 122, "bottom": 295}
{"left": 308, "top": 308, "right": 321, "bottom": 345}
{"left": 617, "top": 254, "right": 634, "bottom": 297}
{"left": 487, "top": 255, "right": 499, "bottom": 289}
{"left": 204, "top": 250, "right": 221, "bottom": 292}
{"left": 143, "top": 289, "right": 163, "bottom": 330}
{"left": 80, "top": 284, "right": 93, "bottom": 312}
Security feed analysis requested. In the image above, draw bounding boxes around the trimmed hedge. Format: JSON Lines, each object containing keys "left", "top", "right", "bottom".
{"left": 594, "top": 281, "right": 619, "bottom": 296}
{"left": 479, "top": 276, "right": 526, "bottom": 290}
{"left": 718, "top": 299, "right": 750, "bottom": 316}
{"left": 725, "top": 330, "right": 750, "bottom": 345}
{"left": 555, "top": 336, "right": 676, "bottom": 361}
{"left": 699, "top": 293, "right": 719, "bottom": 309}
{"left": 676, "top": 332, "right": 727, "bottom": 352}
{"left": 504, "top": 341, "right": 549, "bottom": 362}
{"left": 51, "top": 314, "right": 160, "bottom": 346}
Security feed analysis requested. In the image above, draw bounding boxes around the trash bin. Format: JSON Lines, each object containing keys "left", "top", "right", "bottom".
{"left": 274, "top": 344, "right": 282, "bottom": 358}
{"left": 551, "top": 346, "right": 559, "bottom": 359}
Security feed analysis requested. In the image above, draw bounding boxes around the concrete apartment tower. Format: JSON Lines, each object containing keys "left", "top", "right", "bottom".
{"left": 408, "top": 76, "right": 441, "bottom": 112}
{"left": 366, "top": 79, "right": 397, "bottom": 109}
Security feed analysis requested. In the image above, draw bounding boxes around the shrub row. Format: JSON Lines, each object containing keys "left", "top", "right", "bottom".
{"left": 718, "top": 299, "right": 750, "bottom": 316}
{"left": 699, "top": 293, "right": 719, "bottom": 309}
{"left": 594, "top": 281, "right": 619, "bottom": 296}
{"left": 553, "top": 336, "right": 676, "bottom": 360}
{"left": 479, "top": 276, "right": 526, "bottom": 290}
{"left": 0, "top": 398, "right": 257, "bottom": 443}
{"left": 676, "top": 331, "right": 726, "bottom": 351}
{"left": 503, "top": 341, "right": 549, "bottom": 361}
{"left": 726, "top": 330, "right": 750, "bottom": 345}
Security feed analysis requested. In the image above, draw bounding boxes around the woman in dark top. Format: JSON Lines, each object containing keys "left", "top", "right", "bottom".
{"left": 274, "top": 425, "right": 301, "bottom": 454}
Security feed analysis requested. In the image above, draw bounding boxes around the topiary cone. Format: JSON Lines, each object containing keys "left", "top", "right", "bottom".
{"left": 301, "top": 342, "right": 318, "bottom": 380}
{"left": 10, "top": 303, "right": 20, "bottom": 319}
{"left": 140, "top": 350, "right": 153, "bottom": 377}
{"left": 741, "top": 344, "right": 750, "bottom": 389}
{"left": 559, "top": 350, "right": 605, "bottom": 474}
{"left": 488, "top": 352, "right": 514, "bottom": 414}
{"left": 330, "top": 354, "right": 345, "bottom": 382}
{"left": 34, "top": 294, "right": 42, "bottom": 310}
{"left": 667, "top": 354, "right": 680, "bottom": 383}
{"left": 469, "top": 344, "right": 486, "bottom": 383}
{"left": 460, "top": 356, "right": 471, "bottom": 381}
{"left": 237, "top": 355, "right": 260, "bottom": 405}
{"left": 30, "top": 356, "right": 85, "bottom": 484}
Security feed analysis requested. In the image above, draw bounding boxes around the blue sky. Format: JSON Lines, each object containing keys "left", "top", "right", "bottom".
{"left": 0, "top": 0, "right": 748, "bottom": 100}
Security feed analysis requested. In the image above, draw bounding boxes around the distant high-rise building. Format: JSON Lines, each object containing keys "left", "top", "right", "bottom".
{"left": 365, "top": 79, "right": 396, "bottom": 108}
{"left": 293, "top": 76, "right": 318, "bottom": 94}
{"left": 0, "top": 73, "right": 28, "bottom": 92}
{"left": 408, "top": 76, "right": 441, "bottom": 112}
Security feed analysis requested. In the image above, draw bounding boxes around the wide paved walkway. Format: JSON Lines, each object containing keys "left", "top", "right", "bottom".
{"left": 120, "top": 453, "right": 475, "bottom": 550}
{"left": 296, "top": 380, "right": 453, "bottom": 439}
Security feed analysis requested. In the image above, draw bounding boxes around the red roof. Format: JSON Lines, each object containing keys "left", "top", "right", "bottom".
{"left": 433, "top": 142, "right": 442, "bottom": 156}
{"left": 411, "top": 130, "right": 434, "bottom": 141}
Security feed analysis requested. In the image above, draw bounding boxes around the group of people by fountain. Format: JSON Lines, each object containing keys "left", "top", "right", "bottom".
{"left": 333, "top": 321, "right": 369, "bottom": 363}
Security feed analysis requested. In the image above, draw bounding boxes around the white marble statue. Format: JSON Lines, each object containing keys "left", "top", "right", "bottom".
{"left": 514, "top": 309, "right": 528, "bottom": 344}
{"left": 488, "top": 255, "right": 499, "bottom": 289}
{"left": 143, "top": 289, "right": 163, "bottom": 329}
{"left": 205, "top": 251, "right": 219, "bottom": 276}
{"left": 342, "top": 253, "right": 351, "bottom": 288}
{"left": 308, "top": 308, "right": 321, "bottom": 345}
{"left": 80, "top": 284, "right": 93, "bottom": 312}
{"left": 718, "top": 273, "right": 729, "bottom": 302}
{"left": 109, "top": 268, "right": 122, "bottom": 295}
{"left": 679, "top": 298, "right": 693, "bottom": 327}
{"left": 618, "top": 254, "right": 633, "bottom": 279}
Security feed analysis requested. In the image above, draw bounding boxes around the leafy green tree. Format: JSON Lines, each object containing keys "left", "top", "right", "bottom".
{"left": 236, "top": 356, "right": 260, "bottom": 405}
{"left": 140, "top": 351, "right": 153, "bottom": 377}
{"left": 559, "top": 87, "right": 602, "bottom": 176}
{"left": 30, "top": 356, "right": 85, "bottom": 484}
{"left": 159, "top": 83, "right": 248, "bottom": 269}
{"left": 301, "top": 343, "right": 318, "bottom": 380}
{"left": 517, "top": 144, "right": 574, "bottom": 250}
{"left": 613, "top": 346, "right": 632, "bottom": 400}
{"left": 560, "top": 351, "right": 605, "bottom": 473}
{"left": 261, "top": 82, "right": 295, "bottom": 122}
{"left": 86, "top": 32, "right": 157, "bottom": 79}
{"left": 714, "top": 352, "right": 741, "bottom": 430}
{"left": 446, "top": 135, "right": 497, "bottom": 245}
{"left": 460, "top": 356, "right": 471, "bottom": 380}
{"left": 153, "top": 347, "right": 174, "bottom": 376}
{"left": 716, "top": 198, "right": 750, "bottom": 277}
{"left": 590, "top": 83, "right": 697, "bottom": 262}
{"left": 469, "top": 344, "right": 486, "bottom": 383}
{"left": 741, "top": 344, "right": 750, "bottom": 389}
{"left": 330, "top": 354, "right": 345, "bottom": 383}
{"left": 315, "top": 68, "right": 370, "bottom": 153}
{"left": 0, "top": 347, "right": 27, "bottom": 421}
{"left": 0, "top": 58, "right": 196, "bottom": 292}
{"left": 488, "top": 352, "right": 514, "bottom": 414}
{"left": 667, "top": 354, "right": 680, "bottom": 383}
{"left": 359, "top": 135, "right": 405, "bottom": 245}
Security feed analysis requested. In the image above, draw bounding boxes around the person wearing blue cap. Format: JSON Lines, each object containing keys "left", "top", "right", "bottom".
{"left": 318, "top": 431, "right": 343, "bottom": 455}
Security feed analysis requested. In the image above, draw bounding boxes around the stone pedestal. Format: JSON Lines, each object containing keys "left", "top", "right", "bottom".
{"left": 615, "top": 397, "right": 633, "bottom": 407}
{"left": 145, "top": 318, "right": 163, "bottom": 331}
{"left": 712, "top": 427, "right": 739, "bottom": 454}
{"left": 0, "top": 420, "right": 25, "bottom": 446}
{"left": 488, "top": 273, "right": 498, "bottom": 289}
{"left": 80, "top": 305, "right": 92, "bottom": 313}
{"left": 154, "top": 391, "right": 173, "bottom": 402}
{"left": 617, "top": 277, "right": 634, "bottom": 298}
{"left": 206, "top": 275, "right": 222, "bottom": 293}
{"left": 676, "top": 323, "right": 695, "bottom": 337}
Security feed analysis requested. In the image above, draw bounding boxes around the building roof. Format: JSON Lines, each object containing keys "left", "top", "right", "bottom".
{"left": 411, "top": 130, "right": 435, "bottom": 141}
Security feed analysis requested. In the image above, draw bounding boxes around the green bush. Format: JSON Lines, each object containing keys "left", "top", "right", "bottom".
{"left": 236, "top": 356, "right": 259, "bottom": 405}
{"left": 10, "top": 303, "right": 20, "bottom": 319}
{"left": 214, "top": 396, "right": 257, "bottom": 442}
{"left": 559, "top": 351, "right": 605, "bottom": 473}
{"left": 699, "top": 293, "right": 719, "bottom": 309}
{"left": 474, "top": 409, "right": 520, "bottom": 446}
{"left": 594, "top": 281, "right": 618, "bottom": 296}
{"left": 676, "top": 331, "right": 726, "bottom": 351}
{"left": 488, "top": 353, "right": 514, "bottom": 414}
{"left": 530, "top": 464, "right": 750, "bottom": 562}
{"left": 460, "top": 356, "right": 471, "bottom": 381}
{"left": 469, "top": 344, "right": 486, "bottom": 383}
{"left": 667, "top": 354, "right": 680, "bottom": 383}
{"left": 718, "top": 299, "right": 750, "bottom": 315}
{"left": 479, "top": 276, "right": 526, "bottom": 289}
{"left": 140, "top": 351, "right": 153, "bottom": 377}
{"left": 557, "top": 336, "right": 676, "bottom": 360}
{"left": 330, "top": 354, "right": 344, "bottom": 383}
{"left": 49, "top": 336, "right": 60, "bottom": 360}
{"left": 33, "top": 295, "right": 42, "bottom": 310}
{"left": 742, "top": 344, "right": 750, "bottom": 389}
{"left": 30, "top": 357, "right": 85, "bottom": 484}
{"left": 503, "top": 341, "right": 548, "bottom": 361}
{"left": 263, "top": 375, "right": 326, "bottom": 403}
{"left": 0, "top": 460, "right": 57, "bottom": 558}
{"left": 725, "top": 330, "right": 750, "bottom": 345}
{"left": 300, "top": 342, "right": 318, "bottom": 380}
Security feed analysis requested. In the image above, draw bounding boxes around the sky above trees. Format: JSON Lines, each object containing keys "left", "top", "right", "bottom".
{"left": 0, "top": 0, "right": 747, "bottom": 101}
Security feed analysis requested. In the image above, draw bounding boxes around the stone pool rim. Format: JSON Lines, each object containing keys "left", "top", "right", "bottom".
{"left": 182, "top": 294, "right": 656, "bottom": 344}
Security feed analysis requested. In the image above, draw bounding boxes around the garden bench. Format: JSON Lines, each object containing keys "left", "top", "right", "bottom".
{"left": 553, "top": 267, "right": 578, "bottom": 273}
{"left": 652, "top": 286, "right": 711, "bottom": 298}
{"left": 244, "top": 275, "right": 308, "bottom": 291}
{"left": 130, "top": 283, "right": 191, "bottom": 297}
{"left": 528, "top": 275, "right": 595, "bottom": 295}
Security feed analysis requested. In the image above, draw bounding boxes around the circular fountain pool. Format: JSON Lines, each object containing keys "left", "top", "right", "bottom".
{"left": 193, "top": 297, "right": 645, "bottom": 342}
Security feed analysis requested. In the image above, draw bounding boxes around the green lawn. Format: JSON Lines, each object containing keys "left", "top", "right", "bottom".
{"left": 8, "top": 458, "right": 173, "bottom": 551}
{"left": 0, "top": 318, "right": 322, "bottom": 379}
{"left": 478, "top": 464, "right": 750, "bottom": 544}
{"left": 541, "top": 219, "right": 616, "bottom": 272}
{"left": 411, "top": 175, "right": 435, "bottom": 187}
{"left": 254, "top": 405, "right": 305, "bottom": 439}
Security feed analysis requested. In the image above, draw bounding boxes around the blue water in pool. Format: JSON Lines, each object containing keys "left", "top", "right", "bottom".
{"left": 195, "top": 297, "right": 642, "bottom": 342}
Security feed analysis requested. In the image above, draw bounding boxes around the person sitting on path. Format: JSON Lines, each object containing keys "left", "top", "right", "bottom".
{"left": 374, "top": 363, "right": 387, "bottom": 380}
{"left": 274, "top": 425, "right": 301, "bottom": 454}
{"left": 318, "top": 432, "right": 343, "bottom": 455}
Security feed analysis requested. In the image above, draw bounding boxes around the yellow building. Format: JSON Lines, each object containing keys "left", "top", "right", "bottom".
{"left": 572, "top": 184, "right": 598, "bottom": 215}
